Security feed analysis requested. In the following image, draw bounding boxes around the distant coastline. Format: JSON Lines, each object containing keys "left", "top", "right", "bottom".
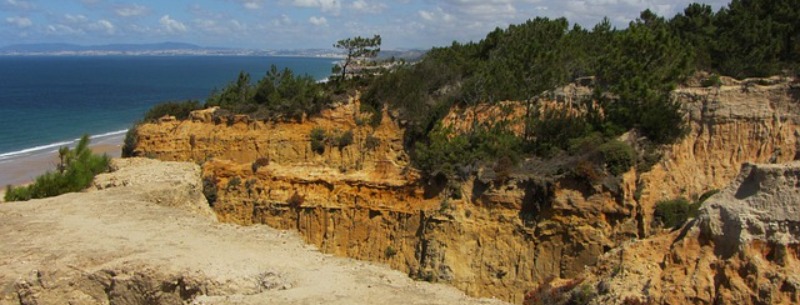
{"left": 0, "top": 42, "right": 346, "bottom": 58}
{"left": 0, "top": 42, "right": 424, "bottom": 60}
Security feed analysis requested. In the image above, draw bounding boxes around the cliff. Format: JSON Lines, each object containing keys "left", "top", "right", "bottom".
{"left": 637, "top": 77, "right": 800, "bottom": 235}
{"left": 527, "top": 161, "right": 800, "bottom": 305}
{"left": 129, "top": 77, "right": 799, "bottom": 303}
{"left": 0, "top": 158, "right": 507, "bottom": 305}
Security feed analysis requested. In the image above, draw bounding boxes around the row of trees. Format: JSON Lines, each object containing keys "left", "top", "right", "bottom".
{"left": 205, "top": 65, "right": 332, "bottom": 121}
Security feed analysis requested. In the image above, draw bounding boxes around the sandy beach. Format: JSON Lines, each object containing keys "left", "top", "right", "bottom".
{"left": 0, "top": 134, "right": 123, "bottom": 188}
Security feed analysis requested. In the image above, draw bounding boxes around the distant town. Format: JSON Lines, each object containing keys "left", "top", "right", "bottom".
{"left": 0, "top": 42, "right": 424, "bottom": 60}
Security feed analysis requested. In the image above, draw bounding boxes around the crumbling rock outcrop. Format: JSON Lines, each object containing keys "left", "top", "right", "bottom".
{"left": 530, "top": 161, "right": 800, "bottom": 305}
{"left": 94, "top": 158, "right": 217, "bottom": 220}
{"left": 701, "top": 162, "right": 800, "bottom": 257}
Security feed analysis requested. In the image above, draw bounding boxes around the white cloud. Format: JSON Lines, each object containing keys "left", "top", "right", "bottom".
{"left": 5, "top": 16, "right": 32, "bottom": 28}
{"left": 228, "top": 0, "right": 264, "bottom": 10}
{"left": 194, "top": 18, "right": 248, "bottom": 37}
{"left": 293, "top": 0, "right": 341, "bottom": 14}
{"left": 115, "top": 4, "right": 149, "bottom": 17}
{"left": 308, "top": 16, "right": 328, "bottom": 26}
{"left": 243, "top": 1, "right": 261, "bottom": 9}
{"left": 272, "top": 14, "right": 292, "bottom": 26}
{"left": 160, "top": 15, "right": 188, "bottom": 33}
{"left": 89, "top": 19, "right": 115, "bottom": 35}
{"left": 350, "top": 0, "right": 385, "bottom": 13}
{"left": 46, "top": 24, "right": 83, "bottom": 36}
{"left": 418, "top": 8, "right": 454, "bottom": 23}
{"left": 3, "top": 0, "right": 34, "bottom": 10}
{"left": 64, "top": 14, "right": 89, "bottom": 24}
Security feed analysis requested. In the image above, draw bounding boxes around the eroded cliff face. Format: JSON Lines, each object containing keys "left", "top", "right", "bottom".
{"left": 130, "top": 77, "right": 799, "bottom": 303}
{"left": 527, "top": 161, "right": 800, "bottom": 305}
{"left": 638, "top": 77, "right": 800, "bottom": 234}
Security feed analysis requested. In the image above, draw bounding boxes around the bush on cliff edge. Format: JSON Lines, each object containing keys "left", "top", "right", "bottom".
{"left": 143, "top": 100, "right": 202, "bottom": 122}
{"left": 4, "top": 135, "right": 110, "bottom": 202}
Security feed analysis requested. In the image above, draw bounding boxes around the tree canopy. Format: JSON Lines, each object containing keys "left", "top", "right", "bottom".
{"left": 333, "top": 35, "right": 382, "bottom": 78}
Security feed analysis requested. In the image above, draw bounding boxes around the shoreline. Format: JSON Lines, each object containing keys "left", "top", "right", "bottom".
{"left": 0, "top": 134, "right": 124, "bottom": 188}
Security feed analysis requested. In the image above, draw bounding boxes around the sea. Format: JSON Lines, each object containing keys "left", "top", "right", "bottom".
{"left": 0, "top": 56, "right": 334, "bottom": 163}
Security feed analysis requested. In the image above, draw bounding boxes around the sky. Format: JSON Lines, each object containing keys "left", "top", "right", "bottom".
{"left": 1, "top": 0, "right": 731, "bottom": 50}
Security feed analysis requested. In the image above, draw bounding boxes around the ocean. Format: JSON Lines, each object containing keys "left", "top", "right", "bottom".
{"left": 0, "top": 56, "right": 334, "bottom": 162}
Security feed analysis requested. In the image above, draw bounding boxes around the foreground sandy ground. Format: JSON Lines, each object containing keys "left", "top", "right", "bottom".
{"left": 0, "top": 158, "right": 507, "bottom": 305}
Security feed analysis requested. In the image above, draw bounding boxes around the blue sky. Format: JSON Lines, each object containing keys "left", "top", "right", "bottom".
{"left": 2, "top": 0, "right": 731, "bottom": 49}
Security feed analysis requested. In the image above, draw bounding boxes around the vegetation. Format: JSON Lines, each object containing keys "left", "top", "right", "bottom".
{"left": 653, "top": 189, "right": 720, "bottom": 229}
{"left": 5, "top": 135, "right": 110, "bottom": 202}
{"left": 121, "top": 126, "right": 138, "bottom": 158}
{"left": 414, "top": 122, "right": 522, "bottom": 176}
{"left": 310, "top": 127, "right": 327, "bottom": 154}
{"left": 334, "top": 130, "right": 354, "bottom": 150}
{"left": 202, "top": 176, "right": 218, "bottom": 207}
{"left": 701, "top": 74, "right": 722, "bottom": 87}
{"left": 205, "top": 65, "right": 332, "bottom": 121}
{"left": 251, "top": 157, "right": 270, "bottom": 173}
{"left": 653, "top": 198, "right": 698, "bottom": 228}
{"left": 567, "top": 284, "right": 598, "bottom": 305}
{"left": 384, "top": 245, "right": 397, "bottom": 258}
{"left": 598, "top": 140, "right": 636, "bottom": 176}
{"left": 333, "top": 35, "right": 382, "bottom": 79}
{"left": 143, "top": 100, "right": 202, "bottom": 122}
{"left": 364, "top": 134, "right": 380, "bottom": 151}
{"left": 360, "top": 0, "right": 799, "bottom": 178}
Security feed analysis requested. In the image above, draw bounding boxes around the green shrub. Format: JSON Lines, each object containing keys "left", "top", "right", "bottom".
{"left": 568, "top": 132, "right": 604, "bottom": 155}
{"left": 365, "top": 134, "right": 381, "bottom": 151}
{"left": 143, "top": 100, "right": 202, "bottom": 122}
{"left": 4, "top": 135, "right": 109, "bottom": 202}
{"left": 414, "top": 126, "right": 472, "bottom": 176}
{"left": 599, "top": 140, "right": 636, "bottom": 176}
{"left": 701, "top": 74, "right": 722, "bottom": 87}
{"left": 567, "top": 284, "right": 597, "bottom": 305}
{"left": 310, "top": 127, "right": 327, "bottom": 154}
{"left": 384, "top": 246, "right": 397, "bottom": 258}
{"left": 654, "top": 197, "right": 698, "bottom": 228}
{"left": 697, "top": 189, "right": 720, "bottom": 203}
{"left": 227, "top": 176, "right": 242, "bottom": 190}
{"left": 121, "top": 125, "right": 139, "bottom": 158}
{"left": 202, "top": 176, "right": 218, "bottom": 207}
{"left": 251, "top": 157, "right": 270, "bottom": 173}
{"left": 336, "top": 130, "right": 354, "bottom": 149}
{"left": 527, "top": 107, "right": 592, "bottom": 156}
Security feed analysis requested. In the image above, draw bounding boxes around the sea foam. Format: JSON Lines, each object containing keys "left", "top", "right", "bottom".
{"left": 0, "top": 129, "right": 127, "bottom": 162}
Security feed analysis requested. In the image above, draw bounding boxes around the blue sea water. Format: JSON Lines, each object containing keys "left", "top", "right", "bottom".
{"left": 0, "top": 56, "right": 334, "bottom": 160}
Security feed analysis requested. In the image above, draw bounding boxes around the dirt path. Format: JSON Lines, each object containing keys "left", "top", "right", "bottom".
{"left": 0, "top": 158, "right": 508, "bottom": 305}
